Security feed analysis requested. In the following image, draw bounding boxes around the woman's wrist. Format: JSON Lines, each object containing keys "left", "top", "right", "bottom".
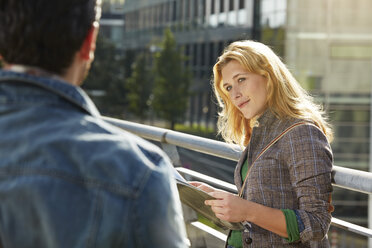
{"left": 243, "top": 201, "right": 288, "bottom": 237}
{"left": 244, "top": 200, "right": 258, "bottom": 223}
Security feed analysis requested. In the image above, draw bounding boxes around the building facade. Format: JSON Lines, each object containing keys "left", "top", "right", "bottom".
{"left": 286, "top": 0, "right": 372, "bottom": 171}
{"left": 100, "top": 0, "right": 125, "bottom": 49}
{"left": 285, "top": 1, "right": 372, "bottom": 235}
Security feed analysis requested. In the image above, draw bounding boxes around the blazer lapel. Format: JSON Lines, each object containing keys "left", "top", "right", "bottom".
{"left": 234, "top": 145, "right": 249, "bottom": 192}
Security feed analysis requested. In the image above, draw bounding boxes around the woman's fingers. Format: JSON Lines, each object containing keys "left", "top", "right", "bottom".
{"left": 204, "top": 192, "right": 249, "bottom": 222}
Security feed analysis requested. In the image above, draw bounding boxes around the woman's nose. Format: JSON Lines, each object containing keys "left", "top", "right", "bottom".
{"left": 231, "top": 87, "right": 241, "bottom": 99}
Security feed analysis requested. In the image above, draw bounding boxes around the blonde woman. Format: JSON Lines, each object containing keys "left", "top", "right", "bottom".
{"left": 191, "top": 40, "right": 333, "bottom": 247}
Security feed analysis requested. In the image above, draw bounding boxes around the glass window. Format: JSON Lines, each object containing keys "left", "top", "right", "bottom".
{"left": 201, "top": 43, "right": 206, "bottom": 66}
{"left": 159, "top": 4, "right": 164, "bottom": 25}
{"left": 185, "top": 0, "right": 190, "bottom": 20}
{"left": 261, "top": 0, "right": 287, "bottom": 28}
{"left": 202, "top": 0, "right": 207, "bottom": 16}
{"left": 209, "top": 42, "right": 215, "bottom": 66}
{"left": 331, "top": 45, "right": 372, "bottom": 59}
{"left": 172, "top": 1, "right": 177, "bottom": 22}
{"left": 193, "top": 0, "right": 199, "bottom": 19}
{"left": 180, "top": 0, "right": 184, "bottom": 21}
{"left": 185, "top": 44, "right": 190, "bottom": 67}
{"left": 334, "top": 125, "right": 369, "bottom": 139}
{"left": 193, "top": 43, "right": 198, "bottom": 66}
{"left": 239, "top": 0, "right": 244, "bottom": 9}
{"left": 329, "top": 109, "right": 370, "bottom": 123}
{"left": 217, "top": 41, "right": 224, "bottom": 55}
{"left": 220, "top": 0, "right": 224, "bottom": 13}
{"left": 229, "top": 0, "right": 234, "bottom": 11}
{"left": 165, "top": 2, "right": 170, "bottom": 23}
{"left": 149, "top": 7, "right": 153, "bottom": 28}
{"left": 333, "top": 139, "right": 369, "bottom": 154}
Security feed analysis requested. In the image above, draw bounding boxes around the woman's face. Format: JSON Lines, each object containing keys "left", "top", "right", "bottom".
{"left": 221, "top": 60, "right": 268, "bottom": 119}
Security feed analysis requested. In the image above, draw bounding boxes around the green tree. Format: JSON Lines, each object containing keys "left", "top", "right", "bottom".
{"left": 125, "top": 53, "right": 153, "bottom": 122}
{"left": 83, "top": 34, "right": 126, "bottom": 117}
{"left": 152, "top": 28, "right": 190, "bottom": 129}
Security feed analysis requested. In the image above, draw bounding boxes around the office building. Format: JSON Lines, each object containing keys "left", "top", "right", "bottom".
{"left": 100, "top": 0, "right": 125, "bottom": 49}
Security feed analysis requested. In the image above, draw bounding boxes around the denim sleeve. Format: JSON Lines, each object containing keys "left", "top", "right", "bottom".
{"left": 134, "top": 157, "right": 188, "bottom": 248}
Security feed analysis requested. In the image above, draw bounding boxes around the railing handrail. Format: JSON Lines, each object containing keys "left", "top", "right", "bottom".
{"left": 175, "top": 167, "right": 372, "bottom": 238}
{"left": 103, "top": 116, "right": 372, "bottom": 195}
{"left": 103, "top": 117, "right": 372, "bottom": 239}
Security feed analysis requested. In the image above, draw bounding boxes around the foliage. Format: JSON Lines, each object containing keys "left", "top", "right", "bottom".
{"left": 125, "top": 53, "right": 153, "bottom": 121}
{"left": 83, "top": 34, "right": 126, "bottom": 117}
{"left": 152, "top": 28, "right": 191, "bottom": 129}
{"left": 174, "top": 123, "right": 217, "bottom": 140}
{"left": 122, "top": 49, "right": 136, "bottom": 79}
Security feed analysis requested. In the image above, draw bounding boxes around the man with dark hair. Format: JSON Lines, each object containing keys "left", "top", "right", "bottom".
{"left": 0, "top": 0, "right": 188, "bottom": 247}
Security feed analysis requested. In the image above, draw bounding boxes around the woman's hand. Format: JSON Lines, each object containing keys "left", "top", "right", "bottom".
{"left": 189, "top": 182, "right": 251, "bottom": 223}
{"left": 205, "top": 191, "right": 251, "bottom": 223}
{"left": 190, "top": 181, "right": 288, "bottom": 237}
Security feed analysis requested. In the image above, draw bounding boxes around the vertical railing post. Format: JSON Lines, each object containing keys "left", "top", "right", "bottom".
{"left": 161, "top": 142, "right": 182, "bottom": 167}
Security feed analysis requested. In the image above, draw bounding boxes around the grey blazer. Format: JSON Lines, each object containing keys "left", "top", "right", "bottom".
{"left": 229, "top": 110, "right": 333, "bottom": 248}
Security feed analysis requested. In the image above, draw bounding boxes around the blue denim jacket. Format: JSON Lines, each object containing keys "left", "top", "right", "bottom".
{"left": 0, "top": 69, "right": 188, "bottom": 248}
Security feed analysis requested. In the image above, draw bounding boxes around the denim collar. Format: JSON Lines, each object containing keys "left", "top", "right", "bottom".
{"left": 0, "top": 69, "right": 100, "bottom": 117}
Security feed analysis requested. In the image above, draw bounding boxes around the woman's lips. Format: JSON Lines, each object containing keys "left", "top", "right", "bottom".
{"left": 238, "top": 100, "right": 250, "bottom": 108}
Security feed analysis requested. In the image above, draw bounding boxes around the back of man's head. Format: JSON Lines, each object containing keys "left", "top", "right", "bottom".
{"left": 0, "top": 0, "right": 101, "bottom": 75}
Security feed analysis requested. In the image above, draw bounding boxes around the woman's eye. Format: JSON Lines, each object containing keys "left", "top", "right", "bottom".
{"left": 226, "top": 86, "right": 232, "bottom": 91}
{"left": 238, "top": 77, "right": 245, "bottom": 83}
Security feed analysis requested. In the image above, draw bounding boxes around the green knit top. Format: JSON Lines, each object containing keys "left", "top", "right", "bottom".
{"left": 227, "top": 159, "right": 300, "bottom": 247}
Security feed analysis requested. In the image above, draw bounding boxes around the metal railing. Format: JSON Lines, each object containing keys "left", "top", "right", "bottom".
{"left": 103, "top": 116, "right": 372, "bottom": 241}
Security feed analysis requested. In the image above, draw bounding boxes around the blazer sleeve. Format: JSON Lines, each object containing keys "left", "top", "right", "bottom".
{"left": 282, "top": 124, "right": 333, "bottom": 243}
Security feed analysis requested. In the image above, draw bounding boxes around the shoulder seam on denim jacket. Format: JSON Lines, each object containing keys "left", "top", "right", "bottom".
{"left": 139, "top": 146, "right": 163, "bottom": 165}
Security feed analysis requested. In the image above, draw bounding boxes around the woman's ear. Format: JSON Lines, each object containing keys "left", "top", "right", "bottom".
{"left": 79, "top": 22, "right": 99, "bottom": 61}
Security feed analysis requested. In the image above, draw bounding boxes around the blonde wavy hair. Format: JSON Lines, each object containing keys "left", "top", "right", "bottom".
{"left": 213, "top": 40, "right": 333, "bottom": 147}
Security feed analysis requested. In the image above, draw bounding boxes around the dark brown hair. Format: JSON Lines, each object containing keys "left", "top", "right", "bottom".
{"left": 0, "top": 0, "right": 101, "bottom": 75}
